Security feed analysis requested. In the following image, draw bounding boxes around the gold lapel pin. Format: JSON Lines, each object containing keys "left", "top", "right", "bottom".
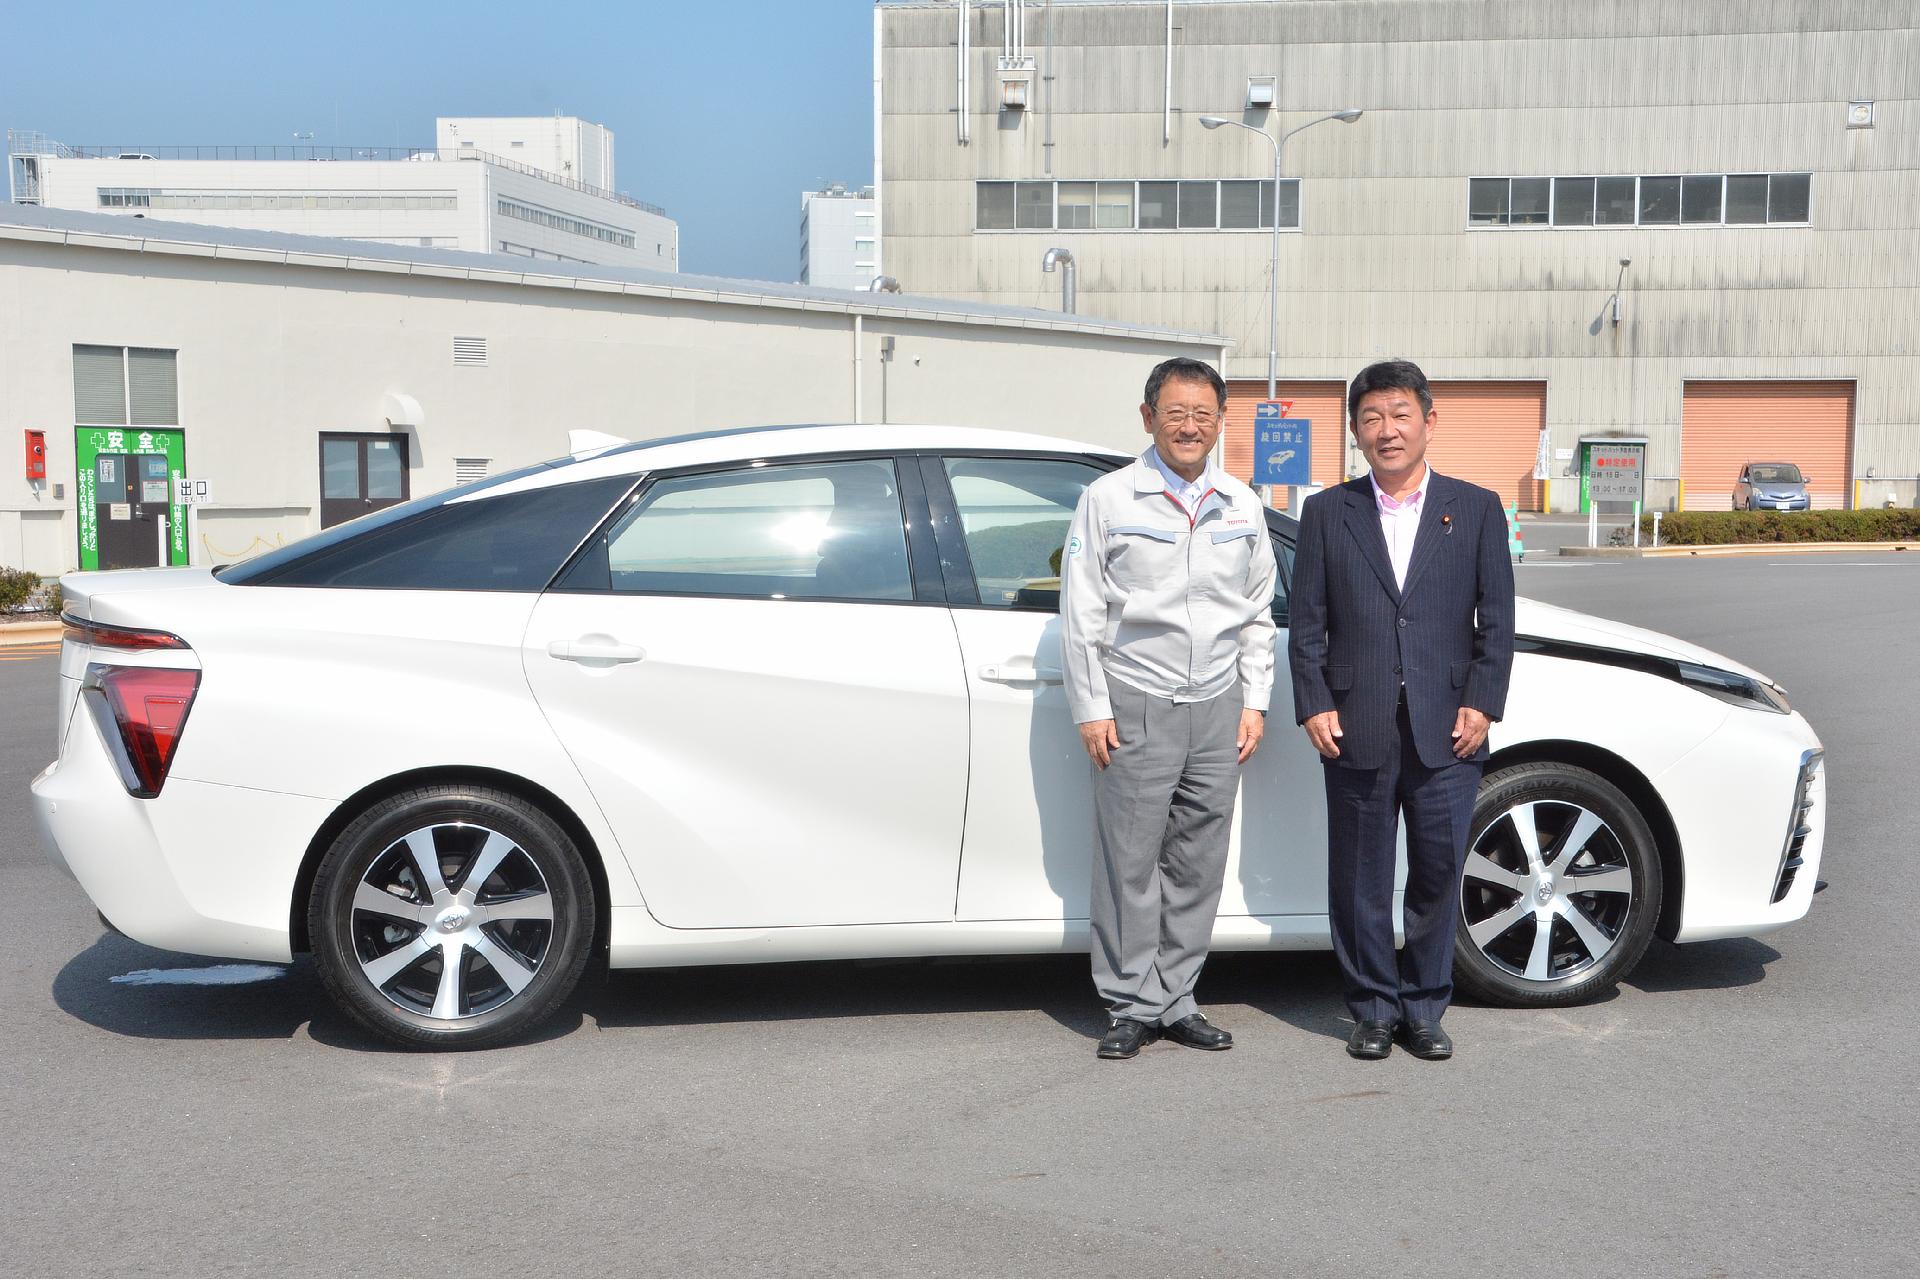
{"left": 1442, "top": 513, "right": 1453, "bottom": 533}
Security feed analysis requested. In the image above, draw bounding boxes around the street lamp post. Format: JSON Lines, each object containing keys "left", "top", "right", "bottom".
{"left": 1199, "top": 109, "right": 1363, "bottom": 405}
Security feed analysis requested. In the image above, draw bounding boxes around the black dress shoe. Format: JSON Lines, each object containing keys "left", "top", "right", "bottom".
{"left": 1396, "top": 1018, "right": 1453, "bottom": 1060}
{"left": 1096, "top": 1019, "right": 1157, "bottom": 1060}
{"left": 1161, "top": 1013, "right": 1233, "bottom": 1051}
{"left": 1346, "top": 1019, "right": 1394, "bottom": 1060}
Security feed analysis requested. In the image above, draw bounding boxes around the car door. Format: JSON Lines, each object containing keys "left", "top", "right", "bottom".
{"left": 521, "top": 454, "right": 970, "bottom": 930}
{"left": 930, "top": 453, "right": 1329, "bottom": 924}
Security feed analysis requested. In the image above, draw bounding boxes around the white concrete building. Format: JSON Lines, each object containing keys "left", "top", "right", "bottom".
{"left": 876, "top": 0, "right": 1920, "bottom": 513}
{"left": 436, "top": 116, "right": 616, "bottom": 191}
{"left": 800, "top": 184, "right": 879, "bottom": 289}
{"left": 0, "top": 206, "right": 1218, "bottom": 577}
{"left": 8, "top": 118, "right": 676, "bottom": 270}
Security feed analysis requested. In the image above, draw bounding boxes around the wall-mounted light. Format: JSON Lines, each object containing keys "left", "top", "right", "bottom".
{"left": 1611, "top": 258, "right": 1632, "bottom": 327}
{"left": 1847, "top": 100, "right": 1875, "bottom": 129}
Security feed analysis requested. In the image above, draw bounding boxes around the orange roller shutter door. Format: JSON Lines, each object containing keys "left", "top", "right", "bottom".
{"left": 1425, "top": 382, "right": 1546, "bottom": 512}
{"left": 1223, "top": 381, "right": 1345, "bottom": 511}
{"left": 1681, "top": 381, "right": 1854, "bottom": 510}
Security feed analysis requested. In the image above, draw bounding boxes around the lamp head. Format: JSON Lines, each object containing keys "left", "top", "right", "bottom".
{"left": 1198, "top": 116, "right": 1231, "bottom": 129}
{"left": 1333, "top": 109, "right": 1364, "bottom": 123}
{"left": 1619, "top": 258, "right": 1632, "bottom": 268}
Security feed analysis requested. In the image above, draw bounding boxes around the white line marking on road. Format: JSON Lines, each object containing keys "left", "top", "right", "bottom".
{"left": 110, "top": 964, "right": 287, "bottom": 986}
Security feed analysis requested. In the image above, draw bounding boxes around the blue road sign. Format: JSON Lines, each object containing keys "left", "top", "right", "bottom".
{"left": 1253, "top": 402, "right": 1312, "bottom": 486}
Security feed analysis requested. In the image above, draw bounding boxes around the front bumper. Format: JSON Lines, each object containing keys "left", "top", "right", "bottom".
{"left": 1657, "top": 706, "right": 1826, "bottom": 942}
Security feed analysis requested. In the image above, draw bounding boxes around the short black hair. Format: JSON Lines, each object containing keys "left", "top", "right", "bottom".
{"left": 1347, "top": 359, "right": 1433, "bottom": 424}
{"left": 1144, "top": 357, "right": 1227, "bottom": 412}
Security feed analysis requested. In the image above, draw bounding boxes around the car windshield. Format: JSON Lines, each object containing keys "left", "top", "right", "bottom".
{"left": 1748, "top": 464, "right": 1803, "bottom": 484}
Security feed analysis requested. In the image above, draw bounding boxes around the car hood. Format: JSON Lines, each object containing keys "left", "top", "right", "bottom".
{"left": 1515, "top": 598, "right": 1773, "bottom": 685}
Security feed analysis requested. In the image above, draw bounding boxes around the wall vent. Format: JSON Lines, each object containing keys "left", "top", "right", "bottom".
{"left": 454, "top": 457, "right": 491, "bottom": 484}
{"left": 452, "top": 336, "right": 488, "bottom": 366}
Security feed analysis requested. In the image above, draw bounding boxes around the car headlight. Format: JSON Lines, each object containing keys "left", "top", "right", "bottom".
{"left": 1677, "top": 661, "right": 1792, "bottom": 714}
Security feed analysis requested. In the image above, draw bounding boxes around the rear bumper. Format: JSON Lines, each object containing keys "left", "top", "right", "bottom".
{"left": 32, "top": 703, "right": 332, "bottom": 963}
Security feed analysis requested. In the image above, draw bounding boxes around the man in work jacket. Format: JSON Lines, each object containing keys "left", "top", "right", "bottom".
{"left": 1060, "top": 356, "right": 1278, "bottom": 1061}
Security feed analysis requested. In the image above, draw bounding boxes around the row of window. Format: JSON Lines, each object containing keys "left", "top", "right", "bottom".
{"left": 495, "top": 197, "right": 635, "bottom": 248}
{"left": 977, "top": 179, "right": 1301, "bottom": 232}
{"left": 230, "top": 453, "right": 1295, "bottom": 619}
{"left": 97, "top": 188, "right": 458, "bottom": 212}
{"left": 1469, "top": 173, "right": 1811, "bottom": 228}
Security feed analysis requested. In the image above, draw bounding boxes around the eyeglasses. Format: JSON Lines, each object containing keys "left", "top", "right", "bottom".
{"left": 1155, "top": 410, "right": 1220, "bottom": 427}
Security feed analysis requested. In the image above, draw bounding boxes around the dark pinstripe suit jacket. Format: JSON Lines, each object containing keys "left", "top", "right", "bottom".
{"left": 1287, "top": 472, "right": 1516, "bottom": 770}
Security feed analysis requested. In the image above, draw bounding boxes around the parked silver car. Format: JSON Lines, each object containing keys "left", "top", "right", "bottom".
{"left": 1733, "top": 462, "right": 1811, "bottom": 511}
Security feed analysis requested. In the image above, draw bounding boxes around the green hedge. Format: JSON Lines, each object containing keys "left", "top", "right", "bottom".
{"left": 0, "top": 566, "right": 41, "bottom": 613}
{"left": 1637, "top": 508, "right": 1920, "bottom": 546}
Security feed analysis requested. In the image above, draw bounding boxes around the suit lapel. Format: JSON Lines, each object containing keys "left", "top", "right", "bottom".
{"left": 1342, "top": 480, "right": 1401, "bottom": 604}
{"left": 1399, "top": 476, "right": 1455, "bottom": 601}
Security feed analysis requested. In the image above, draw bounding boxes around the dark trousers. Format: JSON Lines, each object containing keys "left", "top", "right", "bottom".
{"left": 1323, "top": 700, "right": 1482, "bottom": 1023}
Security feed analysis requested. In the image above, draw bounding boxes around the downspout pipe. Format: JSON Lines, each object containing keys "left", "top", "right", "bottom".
{"left": 853, "top": 313, "right": 864, "bottom": 423}
{"left": 957, "top": 0, "right": 971, "bottom": 145}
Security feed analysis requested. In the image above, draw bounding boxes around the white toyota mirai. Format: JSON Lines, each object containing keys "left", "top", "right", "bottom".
{"left": 33, "top": 425, "right": 1826, "bottom": 1048}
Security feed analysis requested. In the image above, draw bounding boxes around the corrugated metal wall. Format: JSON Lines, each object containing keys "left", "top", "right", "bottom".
{"left": 1680, "top": 381, "right": 1855, "bottom": 510}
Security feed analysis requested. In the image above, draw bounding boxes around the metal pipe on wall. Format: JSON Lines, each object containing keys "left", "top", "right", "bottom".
{"left": 1163, "top": 0, "right": 1173, "bottom": 146}
{"left": 852, "top": 313, "right": 864, "bottom": 423}
{"left": 1043, "top": 0, "right": 1055, "bottom": 175}
{"left": 1042, "top": 247, "right": 1076, "bottom": 313}
{"left": 957, "top": 0, "right": 971, "bottom": 146}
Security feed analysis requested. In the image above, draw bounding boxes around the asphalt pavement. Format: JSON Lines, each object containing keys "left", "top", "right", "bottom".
{"left": 1, "top": 556, "right": 1913, "bottom": 1278}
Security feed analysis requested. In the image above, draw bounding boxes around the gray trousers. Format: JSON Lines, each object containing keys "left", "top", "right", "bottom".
{"left": 1090, "top": 679, "right": 1242, "bottom": 1026}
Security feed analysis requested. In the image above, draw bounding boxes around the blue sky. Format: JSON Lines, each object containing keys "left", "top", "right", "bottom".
{"left": 0, "top": 0, "right": 876, "bottom": 282}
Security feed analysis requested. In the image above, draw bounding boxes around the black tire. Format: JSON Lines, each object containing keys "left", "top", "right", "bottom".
{"left": 1453, "top": 762, "right": 1663, "bottom": 1008}
{"left": 309, "top": 785, "right": 595, "bottom": 1049}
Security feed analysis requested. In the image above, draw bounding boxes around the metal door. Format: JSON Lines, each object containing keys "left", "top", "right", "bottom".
{"left": 319, "top": 434, "right": 411, "bottom": 528}
{"left": 93, "top": 453, "right": 170, "bottom": 569}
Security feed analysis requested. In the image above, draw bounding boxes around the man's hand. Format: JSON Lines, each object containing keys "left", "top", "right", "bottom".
{"left": 1236, "top": 709, "right": 1265, "bottom": 764}
{"left": 1303, "top": 710, "right": 1343, "bottom": 759}
{"left": 1079, "top": 719, "right": 1121, "bottom": 769}
{"left": 1452, "top": 707, "right": 1492, "bottom": 758}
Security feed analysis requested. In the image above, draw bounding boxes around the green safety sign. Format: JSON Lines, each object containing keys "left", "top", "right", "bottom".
{"left": 74, "top": 427, "right": 188, "bottom": 571}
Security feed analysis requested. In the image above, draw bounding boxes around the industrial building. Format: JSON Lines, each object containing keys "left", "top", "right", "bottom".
{"left": 874, "top": 0, "right": 1920, "bottom": 511}
{"left": 800, "top": 183, "right": 879, "bottom": 289}
{"left": 0, "top": 205, "right": 1217, "bottom": 577}
{"left": 7, "top": 116, "right": 677, "bottom": 270}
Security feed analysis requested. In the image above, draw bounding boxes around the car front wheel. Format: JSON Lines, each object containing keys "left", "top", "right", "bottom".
{"left": 309, "top": 785, "right": 596, "bottom": 1049}
{"left": 1453, "top": 762, "right": 1663, "bottom": 1007}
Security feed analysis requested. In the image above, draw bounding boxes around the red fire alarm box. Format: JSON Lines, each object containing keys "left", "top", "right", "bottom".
{"left": 25, "top": 430, "right": 47, "bottom": 481}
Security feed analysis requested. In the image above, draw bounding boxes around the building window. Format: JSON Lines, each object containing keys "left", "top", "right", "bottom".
{"left": 73, "top": 345, "right": 178, "bottom": 426}
{"left": 101, "top": 188, "right": 457, "bottom": 212}
{"left": 496, "top": 198, "right": 636, "bottom": 248}
{"left": 974, "top": 179, "right": 1300, "bottom": 232}
{"left": 1472, "top": 173, "right": 1812, "bottom": 228}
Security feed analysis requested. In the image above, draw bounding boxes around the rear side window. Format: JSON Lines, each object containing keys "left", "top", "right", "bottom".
{"left": 221, "top": 475, "right": 635, "bottom": 591}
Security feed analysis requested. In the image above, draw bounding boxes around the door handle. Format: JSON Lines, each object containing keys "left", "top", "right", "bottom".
{"left": 548, "top": 639, "right": 647, "bottom": 665}
{"left": 978, "top": 664, "right": 1063, "bottom": 685}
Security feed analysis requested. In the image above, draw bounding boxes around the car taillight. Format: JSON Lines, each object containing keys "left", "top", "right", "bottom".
{"left": 82, "top": 663, "right": 201, "bottom": 798}
{"left": 62, "top": 611, "right": 190, "bottom": 651}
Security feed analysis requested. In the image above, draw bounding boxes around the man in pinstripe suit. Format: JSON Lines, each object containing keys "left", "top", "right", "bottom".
{"left": 1287, "top": 360, "right": 1516, "bottom": 1060}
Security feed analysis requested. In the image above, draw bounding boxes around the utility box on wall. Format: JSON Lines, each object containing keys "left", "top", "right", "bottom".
{"left": 25, "top": 430, "right": 47, "bottom": 481}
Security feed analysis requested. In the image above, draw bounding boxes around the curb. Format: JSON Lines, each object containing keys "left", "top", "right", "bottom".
{"left": 1560, "top": 541, "right": 1917, "bottom": 559}
{"left": 0, "top": 618, "right": 62, "bottom": 646}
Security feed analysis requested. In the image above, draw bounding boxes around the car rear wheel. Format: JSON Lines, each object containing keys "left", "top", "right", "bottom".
{"left": 309, "top": 786, "right": 595, "bottom": 1049}
{"left": 1453, "top": 762, "right": 1662, "bottom": 1008}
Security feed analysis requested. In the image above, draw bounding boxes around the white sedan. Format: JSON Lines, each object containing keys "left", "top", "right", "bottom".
{"left": 33, "top": 425, "right": 1826, "bottom": 1048}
